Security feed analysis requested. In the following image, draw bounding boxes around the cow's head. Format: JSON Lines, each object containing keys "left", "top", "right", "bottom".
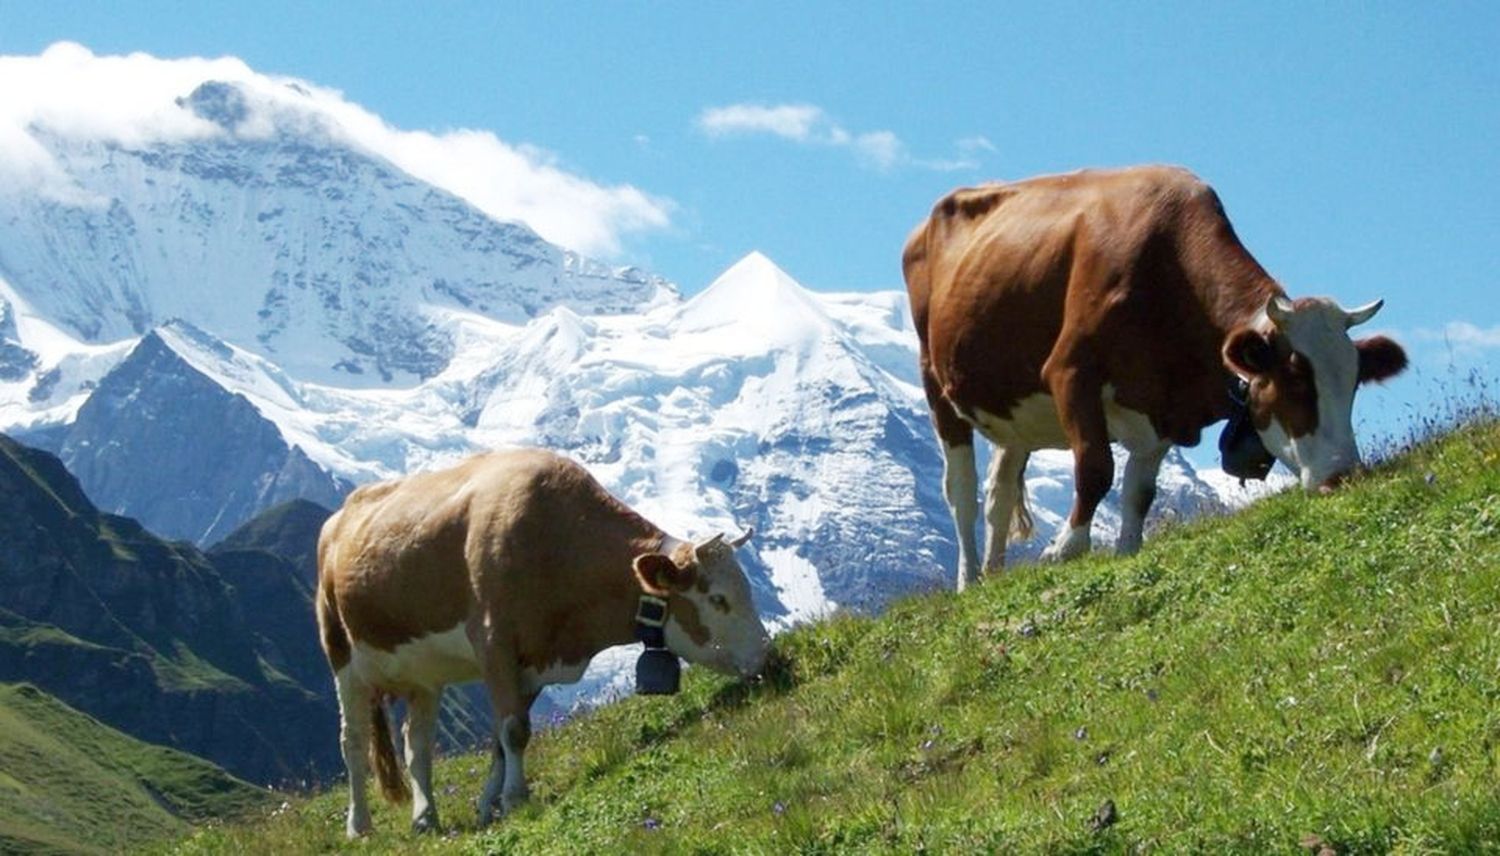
{"left": 632, "top": 529, "right": 770, "bottom": 678}
{"left": 1223, "top": 295, "right": 1407, "bottom": 492}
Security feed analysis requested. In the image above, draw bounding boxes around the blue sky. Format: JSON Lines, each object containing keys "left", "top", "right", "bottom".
{"left": 2, "top": 1, "right": 1496, "bottom": 444}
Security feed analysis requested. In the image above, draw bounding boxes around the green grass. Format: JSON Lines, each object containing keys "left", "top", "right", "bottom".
{"left": 163, "top": 420, "right": 1500, "bottom": 855}
{"left": 0, "top": 683, "right": 270, "bottom": 855}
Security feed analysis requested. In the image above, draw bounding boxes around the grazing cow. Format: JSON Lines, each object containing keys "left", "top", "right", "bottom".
{"left": 903, "top": 165, "right": 1407, "bottom": 588}
{"left": 316, "top": 448, "right": 770, "bottom": 837}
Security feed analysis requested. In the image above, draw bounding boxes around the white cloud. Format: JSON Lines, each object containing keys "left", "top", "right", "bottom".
{"left": 696, "top": 101, "right": 988, "bottom": 174}
{"left": 957, "top": 135, "right": 997, "bottom": 154}
{"left": 0, "top": 42, "right": 671, "bottom": 257}
{"left": 697, "top": 103, "right": 826, "bottom": 141}
{"left": 1414, "top": 321, "right": 1500, "bottom": 352}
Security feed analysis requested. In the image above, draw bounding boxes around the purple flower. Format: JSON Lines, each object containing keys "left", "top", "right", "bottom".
{"left": 642, "top": 817, "right": 661, "bottom": 831}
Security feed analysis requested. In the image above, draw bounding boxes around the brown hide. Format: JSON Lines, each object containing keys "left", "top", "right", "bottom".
{"left": 904, "top": 165, "right": 1284, "bottom": 450}
{"left": 316, "top": 449, "right": 668, "bottom": 683}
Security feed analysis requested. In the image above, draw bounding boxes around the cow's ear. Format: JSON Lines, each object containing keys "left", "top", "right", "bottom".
{"left": 1223, "top": 328, "right": 1276, "bottom": 376}
{"left": 633, "top": 553, "right": 697, "bottom": 594}
{"left": 1356, "top": 335, "right": 1408, "bottom": 384}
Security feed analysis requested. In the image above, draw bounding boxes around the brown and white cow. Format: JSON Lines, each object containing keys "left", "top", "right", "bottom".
{"left": 316, "top": 448, "right": 769, "bottom": 837}
{"left": 903, "top": 165, "right": 1407, "bottom": 588}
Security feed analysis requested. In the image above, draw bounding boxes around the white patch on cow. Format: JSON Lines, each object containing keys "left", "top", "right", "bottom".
{"left": 971, "top": 387, "right": 1160, "bottom": 450}
{"left": 349, "top": 625, "right": 481, "bottom": 692}
{"left": 971, "top": 394, "right": 1069, "bottom": 449}
{"left": 1259, "top": 299, "right": 1367, "bottom": 490}
{"left": 963, "top": 388, "right": 1169, "bottom": 564}
{"left": 663, "top": 538, "right": 770, "bottom": 677}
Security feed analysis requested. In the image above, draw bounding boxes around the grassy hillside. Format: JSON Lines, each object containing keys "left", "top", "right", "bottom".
{"left": 165, "top": 420, "right": 1499, "bottom": 854}
{"left": 0, "top": 683, "right": 269, "bottom": 855}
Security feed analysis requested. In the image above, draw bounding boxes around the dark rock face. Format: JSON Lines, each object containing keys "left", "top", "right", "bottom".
{"left": 0, "top": 434, "right": 338, "bottom": 785}
{"left": 53, "top": 330, "right": 350, "bottom": 545}
{"left": 0, "top": 297, "right": 37, "bottom": 381}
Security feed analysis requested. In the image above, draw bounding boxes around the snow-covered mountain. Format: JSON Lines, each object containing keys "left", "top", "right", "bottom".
{"left": 0, "top": 79, "right": 672, "bottom": 386}
{"left": 0, "top": 59, "right": 1281, "bottom": 714}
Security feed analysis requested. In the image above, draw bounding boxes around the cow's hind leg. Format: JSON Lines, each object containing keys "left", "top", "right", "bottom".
{"left": 1118, "top": 440, "right": 1170, "bottom": 555}
{"left": 981, "top": 446, "right": 1032, "bottom": 572}
{"left": 923, "top": 363, "right": 982, "bottom": 591}
{"left": 403, "top": 688, "right": 441, "bottom": 833}
{"left": 1041, "top": 357, "right": 1112, "bottom": 562}
{"left": 941, "top": 439, "right": 982, "bottom": 590}
{"left": 334, "top": 668, "right": 374, "bottom": 838}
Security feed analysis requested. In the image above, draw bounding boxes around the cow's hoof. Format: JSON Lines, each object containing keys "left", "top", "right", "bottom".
{"left": 346, "top": 814, "right": 372, "bottom": 840}
{"left": 412, "top": 809, "right": 440, "bottom": 834}
{"left": 1041, "top": 526, "right": 1090, "bottom": 563}
{"left": 501, "top": 790, "right": 530, "bottom": 814}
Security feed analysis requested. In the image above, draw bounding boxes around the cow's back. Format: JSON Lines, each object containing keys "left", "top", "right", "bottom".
{"left": 318, "top": 457, "right": 495, "bottom": 655}
{"left": 317, "top": 449, "right": 661, "bottom": 668}
{"left": 906, "top": 165, "right": 1267, "bottom": 441}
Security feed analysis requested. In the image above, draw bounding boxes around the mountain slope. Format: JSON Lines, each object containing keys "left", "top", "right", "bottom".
{"left": 0, "top": 79, "right": 671, "bottom": 385}
{"left": 0, "top": 433, "right": 338, "bottom": 785}
{"left": 173, "top": 419, "right": 1500, "bottom": 853}
{"left": 0, "top": 683, "right": 268, "bottom": 855}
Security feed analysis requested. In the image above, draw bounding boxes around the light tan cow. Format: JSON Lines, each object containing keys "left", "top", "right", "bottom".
{"left": 316, "top": 448, "right": 770, "bottom": 837}
{"left": 904, "top": 165, "right": 1408, "bottom": 588}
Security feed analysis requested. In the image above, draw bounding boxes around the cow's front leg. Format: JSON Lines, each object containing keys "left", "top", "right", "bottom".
{"left": 498, "top": 709, "right": 533, "bottom": 812}
{"left": 475, "top": 641, "right": 536, "bottom": 828}
{"left": 403, "top": 688, "right": 441, "bottom": 833}
{"left": 1118, "top": 441, "right": 1170, "bottom": 555}
{"left": 1042, "top": 358, "right": 1111, "bottom": 563}
{"left": 477, "top": 692, "right": 538, "bottom": 825}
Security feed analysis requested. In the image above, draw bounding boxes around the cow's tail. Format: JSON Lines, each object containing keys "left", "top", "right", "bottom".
{"left": 369, "top": 695, "right": 410, "bottom": 805}
{"left": 1010, "top": 456, "right": 1035, "bottom": 543}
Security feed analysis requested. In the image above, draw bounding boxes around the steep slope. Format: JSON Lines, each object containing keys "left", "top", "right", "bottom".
{"left": 208, "top": 497, "right": 332, "bottom": 583}
{"left": 0, "top": 683, "right": 267, "bottom": 855}
{"left": 0, "top": 434, "right": 337, "bottom": 785}
{"left": 44, "top": 325, "right": 350, "bottom": 543}
{"left": 177, "top": 419, "right": 1500, "bottom": 853}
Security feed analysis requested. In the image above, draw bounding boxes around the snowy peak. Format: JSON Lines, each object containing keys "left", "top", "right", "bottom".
{"left": 674, "top": 252, "right": 834, "bottom": 347}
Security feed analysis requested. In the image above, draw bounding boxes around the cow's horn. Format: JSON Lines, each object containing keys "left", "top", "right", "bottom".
{"left": 1265, "top": 294, "right": 1294, "bottom": 328}
{"left": 729, "top": 527, "right": 754, "bottom": 548}
{"left": 1342, "top": 298, "right": 1384, "bottom": 328}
